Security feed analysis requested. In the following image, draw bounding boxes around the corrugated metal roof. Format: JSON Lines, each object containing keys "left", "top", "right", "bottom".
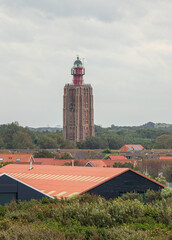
{"left": 0, "top": 164, "right": 130, "bottom": 198}
{"left": 0, "top": 164, "right": 164, "bottom": 199}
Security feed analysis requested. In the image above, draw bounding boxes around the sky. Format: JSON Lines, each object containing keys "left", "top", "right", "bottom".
{"left": 0, "top": 0, "right": 172, "bottom": 128}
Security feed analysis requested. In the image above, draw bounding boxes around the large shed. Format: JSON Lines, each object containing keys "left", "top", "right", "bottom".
{"left": 0, "top": 164, "right": 164, "bottom": 205}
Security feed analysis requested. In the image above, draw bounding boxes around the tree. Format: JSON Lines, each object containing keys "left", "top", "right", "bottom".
{"left": 154, "top": 135, "right": 172, "bottom": 149}
{"left": 163, "top": 165, "right": 172, "bottom": 182}
{"left": 78, "top": 136, "right": 108, "bottom": 149}
{"left": 60, "top": 152, "right": 73, "bottom": 159}
{"left": 161, "top": 187, "right": 172, "bottom": 198}
{"left": 113, "top": 162, "right": 134, "bottom": 169}
{"left": 34, "top": 150, "right": 55, "bottom": 158}
{"left": 0, "top": 122, "right": 21, "bottom": 148}
{"left": 12, "top": 132, "right": 34, "bottom": 149}
{"left": 102, "top": 148, "right": 111, "bottom": 153}
{"left": 154, "top": 175, "right": 167, "bottom": 186}
{"left": 106, "top": 135, "right": 124, "bottom": 149}
{"left": 0, "top": 137, "right": 4, "bottom": 149}
{"left": 37, "top": 135, "right": 58, "bottom": 149}
{"left": 61, "top": 140, "right": 77, "bottom": 149}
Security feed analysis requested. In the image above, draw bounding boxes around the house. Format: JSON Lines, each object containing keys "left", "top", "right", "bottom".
{"left": 0, "top": 164, "right": 164, "bottom": 205}
{"left": 85, "top": 160, "right": 107, "bottom": 167}
{"left": 159, "top": 156, "right": 172, "bottom": 160}
{"left": 107, "top": 156, "right": 128, "bottom": 161}
{"left": 86, "top": 159, "right": 138, "bottom": 168}
{"left": 0, "top": 154, "right": 34, "bottom": 164}
{"left": 120, "top": 144, "right": 144, "bottom": 152}
{"left": 34, "top": 158, "right": 73, "bottom": 165}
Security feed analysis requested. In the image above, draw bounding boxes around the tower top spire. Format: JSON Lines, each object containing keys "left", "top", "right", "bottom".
{"left": 74, "top": 56, "right": 82, "bottom": 67}
{"left": 71, "top": 56, "right": 85, "bottom": 86}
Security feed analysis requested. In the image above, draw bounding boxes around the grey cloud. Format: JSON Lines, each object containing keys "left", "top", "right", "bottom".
{"left": 0, "top": 0, "right": 172, "bottom": 127}
{"left": 1, "top": 0, "right": 150, "bottom": 22}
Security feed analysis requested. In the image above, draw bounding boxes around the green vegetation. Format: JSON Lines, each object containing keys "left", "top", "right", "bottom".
{"left": 0, "top": 192, "right": 171, "bottom": 239}
{"left": 78, "top": 124, "right": 172, "bottom": 149}
{"left": 113, "top": 162, "right": 134, "bottom": 169}
{"left": 0, "top": 162, "right": 12, "bottom": 168}
{"left": 34, "top": 150, "right": 55, "bottom": 158}
{"left": 0, "top": 122, "right": 76, "bottom": 150}
{"left": 163, "top": 166, "right": 172, "bottom": 182}
{"left": 102, "top": 148, "right": 111, "bottom": 153}
{"left": 154, "top": 135, "right": 172, "bottom": 149}
{"left": 1, "top": 122, "right": 172, "bottom": 149}
{"left": 103, "top": 153, "right": 123, "bottom": 159}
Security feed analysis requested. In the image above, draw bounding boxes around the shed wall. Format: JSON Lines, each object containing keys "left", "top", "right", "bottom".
{"left": 0, "top": 175, "right": 48, "bottom": 205}
{"left": 87, "top": 170, "right": 164, "bottom": 199}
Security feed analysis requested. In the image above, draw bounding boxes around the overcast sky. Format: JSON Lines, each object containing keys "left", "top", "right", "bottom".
{"left": 0, "top": 0, "right": 172, "bottom": 128}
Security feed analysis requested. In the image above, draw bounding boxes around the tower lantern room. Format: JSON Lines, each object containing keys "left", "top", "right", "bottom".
{"left": 71, "top": 56, "right": 85, "bottom": 86}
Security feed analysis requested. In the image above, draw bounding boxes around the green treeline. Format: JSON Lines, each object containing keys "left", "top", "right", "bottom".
{"left": 0, "top": 190, "right": 172, "bottom": 239}
{"left": 0, "top": 122, "right": 172, "bottom": 149}
{"left": 0, "top": 122, "right": 76, "bottom": 149}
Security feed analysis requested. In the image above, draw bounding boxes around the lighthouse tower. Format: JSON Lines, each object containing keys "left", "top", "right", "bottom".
{"left": 63, "top": 56, "right": 94, "bottom": 142}
{"left": 71, "top": 56, "right": 85, "bottom": 86}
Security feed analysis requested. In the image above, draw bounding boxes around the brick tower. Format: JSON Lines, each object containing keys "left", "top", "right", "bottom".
{"left": 63, "top": 56, "right": 94, "bottom": 142}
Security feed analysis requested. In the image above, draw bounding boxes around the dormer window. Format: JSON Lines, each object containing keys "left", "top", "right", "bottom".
{"left": 16, "top": 158, "right": 21, "bottom": 161}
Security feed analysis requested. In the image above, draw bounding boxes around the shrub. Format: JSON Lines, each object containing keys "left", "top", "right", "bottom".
{"left": 0, "top": 219, "right": 11, "bottom": 230}
{"left": 102, "top": 148, "right": 111, "bottom": 153}
{"left": 108, "top": 199, "right": 145, "bottom": 224}
{"left": 121, "top": 192, "right": 143, "bottom": 202}
{"left": 163, "top": 165, "right": 172, "bottom": 182}
{"left": 161, "top": 188, "right": 172, "bottom": 199}
{"left": 113, "top": 162, "right": 134, "bottom": 169}
{"left": 34, "top": 150, "right": 55, "bottom": 158}
{"left": 145, "top": 189, "right": 162, "bottom": 203}
{"left": 0, "top": 205, "right": 7, "bottom": 217}
{"left": 155, "top": 175, "right": 167, "bottom": 186}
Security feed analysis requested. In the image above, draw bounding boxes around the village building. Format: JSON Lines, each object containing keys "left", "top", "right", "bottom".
{"left": 0, "top": 154, "right": 34, "bottom": 164}
{"left": 63, "top": 56, "right": 94, "bottom": 142}
{"left": 0, "top": 164, "right": 164, "bottom": 205}
{"left": 120, "top": 144, "right": 144, "bottom": 152}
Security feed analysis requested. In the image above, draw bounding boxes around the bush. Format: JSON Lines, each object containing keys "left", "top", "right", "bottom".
{"left": 145, "top": 189, "right": 162, "bottom": 203}
{"left": 0, "top": 193, "right": 171, "bottom": 239}
{"left": 161, "top": 188, "right": 172, "bottom": 198}
{"left": 34, "top": 150, "right": 55, "bottom": 158}
{"left": 155, "top": 175, "right": 167, "bottom": 186}
{"left": 113, "top": 162, "right": 134, "bottom": 169}
{"left": 102, "top": 148, "right": 111, "bottom": 153}
{"left": 121, "top": 192, "right": 143, "bottom": 202}
{"left": 0, "top": 205, "right": 7, "bottom": 217}
{"left": 163, "top": 165, "right": 172, "bottom": 182}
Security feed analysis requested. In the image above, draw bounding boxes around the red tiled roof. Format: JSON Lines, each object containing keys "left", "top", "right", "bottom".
{"left": 86, "top": 159, "right": 138, "bottom": 168}
{"left": 120, "top": 144, "right": 144, "bottom": 152}
{"left": 0, "top": 154, "right": 32, "bottom": 163}
{"left": 34, "top": 158, "right": 72, "bottom": 165}
{"left": 159, "top": 156, "right": 172, "bottom": 160}
{"left": 108, "top": 156, "right": 128, "bottom": 160}
{"left": 0, "top": 164, "right": 164, "bottom": 199}
{"left": 86, "top": 160, "right": 107, "bottom": 167}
